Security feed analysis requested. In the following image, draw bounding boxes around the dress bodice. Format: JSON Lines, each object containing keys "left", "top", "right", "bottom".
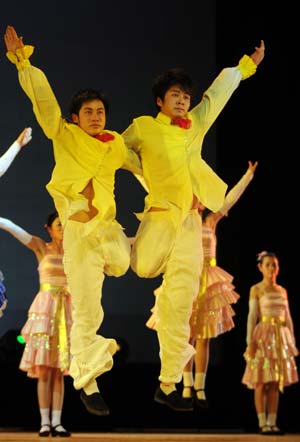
{"left": 37, "top": 253, "right": 68, "bottom": 287}
{"left": 202, "top": 225, "right": 216, "bottom": 261}
{"left": 259, "top": 290, "right": 288, "bottom": 320}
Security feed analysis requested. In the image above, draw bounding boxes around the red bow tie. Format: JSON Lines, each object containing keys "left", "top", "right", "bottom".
{"left": 94, "top": 132, "right": 115, "bottom": 142}
{"left": 172, "top": 117, "right": 191, "bottom": 129}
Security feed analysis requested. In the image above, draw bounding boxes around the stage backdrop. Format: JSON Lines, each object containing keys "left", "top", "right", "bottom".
{"left": 0, "top": 0, "right": 299, "bottom": 432}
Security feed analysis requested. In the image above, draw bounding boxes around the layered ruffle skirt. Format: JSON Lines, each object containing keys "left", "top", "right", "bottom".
{"left": 190, "top": 262, "right": 240, "bottom": 339}
{"left": 19, "top": 283, "right": 73, "bottom": 378}
{"left": 242, "top": 318, "right": 299, "bottom": 391}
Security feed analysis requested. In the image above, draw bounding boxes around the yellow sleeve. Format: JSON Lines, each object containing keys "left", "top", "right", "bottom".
{"left": 122, "top": 120, "right": 141, "bottom": 152}
{"left": 122, "top": 148, "right": 143, "bottom": 175}
{"left": 6, "top": 45, "right": 34, "bottom": 70}
{"left": 121, "top": 120, "right": 144, "bottom": 175}
{"left": 237, "top": 55, "right": 257, "bottom": 80}
{"left": 6, "top": 45, "right": 63, "bottom": 140}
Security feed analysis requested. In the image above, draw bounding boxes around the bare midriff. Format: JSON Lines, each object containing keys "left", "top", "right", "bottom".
{"left": 68, "top": 180, "right": 98, "bottom": 223}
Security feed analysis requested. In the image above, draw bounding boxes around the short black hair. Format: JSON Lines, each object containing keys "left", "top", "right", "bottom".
{"left": 69, "top": 89, "right": 110, "bottom": 116}
{"left": 152, "top": 68, "right": 196, "bottom": 110}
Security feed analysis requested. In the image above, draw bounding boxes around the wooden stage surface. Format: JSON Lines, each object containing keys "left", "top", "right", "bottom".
{"left": 0, "top": 432, "right": 300, "bottom": 441}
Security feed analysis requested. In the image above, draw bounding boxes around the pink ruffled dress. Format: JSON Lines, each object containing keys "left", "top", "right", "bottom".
{"left": 19, "top": 251, "right": 72, "bottom": 378}
{"left": 190, "top": 225, "right": 240, "bottom": 339}
{"left": 242, "top": 291, "right": 298, "bottom": 390}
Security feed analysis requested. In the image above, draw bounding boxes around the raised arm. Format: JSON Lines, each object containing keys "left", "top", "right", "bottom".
{"left": 4, "top": 25, "right": 63, "bottom": 140}
{"left": 0, "top": 216, "right": 46, "bottom": 262}
{"left": 191, "top": 40, "right": 265, "bottom": 134}
{"left": 0, "top": 127, "right": 32, "bottom": 177}
{"left": 219, "top": 160, "right": 258, "bottom": 216}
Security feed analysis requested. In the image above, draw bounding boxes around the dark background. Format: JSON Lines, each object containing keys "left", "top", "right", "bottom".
{"left": 0, "top": 0, "right": 299, "bottom": 434}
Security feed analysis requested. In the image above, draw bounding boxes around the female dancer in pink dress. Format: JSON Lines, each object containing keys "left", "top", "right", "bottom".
{"left": 146, "top": 161, "right": 258, "bottom": 408}
{"left": 183, "top": 161, "right": 258, "bottom": 408}
{"left": 0, "top": 211, "right": 72, "bottom": 437}
{"left": 0, "top": 127, "right": 32, "bottom": 316}
{"left": 242, "top": 251, "right": 298, "bottom": 435}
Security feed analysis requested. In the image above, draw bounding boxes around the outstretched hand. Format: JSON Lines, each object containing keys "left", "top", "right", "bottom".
{"left": 250, "top": 39, "right": 265, "bottom": 66}
{"left": 17, "top": 127, "right": 32, "bottom": 148}
{"left": 4, "top": 25, "right": 24, "bottom": 53}
{"left": 248, "top": 160, "right": 258, "bottom": 174}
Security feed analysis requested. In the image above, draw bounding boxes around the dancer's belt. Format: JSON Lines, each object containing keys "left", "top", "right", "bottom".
{"left": 40, "top": 283, "right": 69, "bottom": 295}
{"left": 261, "top": 315, "right": 285, "bottom": 326}
{"left": 203, "top": 257, "right": 216, "bottom": 267}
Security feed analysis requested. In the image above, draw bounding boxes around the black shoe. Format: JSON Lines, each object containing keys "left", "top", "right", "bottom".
{"left": 51, "top": 424, "right": 71, "bottom": 437}
{"left": 80, "top": 390, "right": 110, "bottom": 416}
{"left": 38, "top": 424, "right": 51, "bottom": 437}
{"left": 193, "top": 388, "right": 209, "bottom": 409}
{"left": 154, "top": 387, "right": 193, "bottom": 411}
{"left": 194, "top": 397, "right": 209, "bottom": 409}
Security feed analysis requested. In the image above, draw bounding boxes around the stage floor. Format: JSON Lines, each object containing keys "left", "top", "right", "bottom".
{"left": 0, "top": 432, "right": 300, "bottom": 441}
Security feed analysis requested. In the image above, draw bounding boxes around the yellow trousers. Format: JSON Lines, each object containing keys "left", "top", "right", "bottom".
{"left": 63, "top": 217, "right": 131, "bottom": 390}
{"left": 132, "top": 209, "right": 203, "bottom": 383}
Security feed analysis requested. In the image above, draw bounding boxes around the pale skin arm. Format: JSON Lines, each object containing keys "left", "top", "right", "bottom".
{"left": 244, "top": 285, "right": 259, "bottom": 359}
{"left": 284, "top": 290, "right": 296, "bottom": 343}
{"left": 204, "top": 160, "right": 258, "bottom": 231}
{"left": 0, "top": 216, "right": 47, "bottom": 263}
{"left": 27, "top": 236, "right": 48, "bottom": 263}
{"left": 0, "top": 128, "right": 32, "bottom": 177}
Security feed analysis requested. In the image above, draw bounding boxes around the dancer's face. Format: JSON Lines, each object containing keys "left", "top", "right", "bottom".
{"left": 157, "top": 85, "right": 191, "bottom": 120}
{"left": 47, "top": 217, "right": 63, "bottom": 242}
{"left": 259, "top": 256, "right": 279, "bottom": 279}
{"left": 72, "top": 99, "right": 106, "bottom": 137}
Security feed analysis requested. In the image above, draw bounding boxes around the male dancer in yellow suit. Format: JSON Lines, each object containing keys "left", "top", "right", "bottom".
{"left": 122, "top": 40, "right": 265, "bottom": 411}
{"left": 4, "top": 25, "right": 142, "bottom": 417}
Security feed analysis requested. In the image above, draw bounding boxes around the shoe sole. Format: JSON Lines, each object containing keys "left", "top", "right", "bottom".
{"left": 154, "top": 396, "right": 193, "bottom": 412}
{"left": 83, "top": 404, "right": 110, "bottom": 416}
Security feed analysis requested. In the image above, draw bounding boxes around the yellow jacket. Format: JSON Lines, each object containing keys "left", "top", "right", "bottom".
{"left": 8, "top": 48, "right": 142, "bottom": 227}
{"left": 122, "top": 58, "right": 256, "bottom": 220}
